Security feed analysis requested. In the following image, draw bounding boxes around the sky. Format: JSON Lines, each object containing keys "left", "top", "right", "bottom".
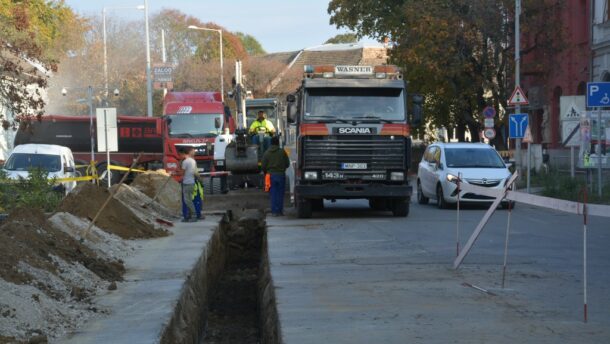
{"left": 64, "top": 0, "right": 370, "bottom": 53}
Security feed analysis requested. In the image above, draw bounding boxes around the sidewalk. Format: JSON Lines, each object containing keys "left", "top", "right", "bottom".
{"left": 62, "top": 216, "right": 221, "bottom": 344}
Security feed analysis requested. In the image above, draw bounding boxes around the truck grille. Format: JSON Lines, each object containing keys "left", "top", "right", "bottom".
{"left": 303, "top": 136, "right": 405, "bottom": 171}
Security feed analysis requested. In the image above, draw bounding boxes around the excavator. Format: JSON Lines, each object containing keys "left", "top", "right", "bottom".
{"left": 219, "top": 60, "right": 266, "bottom": 187}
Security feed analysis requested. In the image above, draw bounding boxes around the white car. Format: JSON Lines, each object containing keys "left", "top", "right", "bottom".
{"left": 416, "top": 142, "right": 512, "bottom": 209}
{"left": 3, "top": 144, "right": 77, "bottom": 194}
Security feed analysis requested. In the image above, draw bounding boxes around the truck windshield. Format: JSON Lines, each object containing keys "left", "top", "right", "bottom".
{"left": 305, "top": 87, "right": 405, "bottom": 121}
{"left": 169, "top": 114, "right": 224, "bottom": 138}
{"left": 444, "top": 148, "right": 506, "bottom": 168}
{"left": 4, "top": 153, "right": 61, "bottom": 172}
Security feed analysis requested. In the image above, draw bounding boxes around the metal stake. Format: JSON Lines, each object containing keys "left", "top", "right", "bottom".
{"left": 502, "top": 200, "right": 513, "bottom": 288}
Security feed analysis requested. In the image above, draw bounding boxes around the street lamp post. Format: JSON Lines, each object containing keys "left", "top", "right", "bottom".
{"left": 188, "top": 25, "right": 224, "bottom": 101}
{"left": 102, "top": 5, "right": 145, "bottom": 105}
{"left": 144, "top": 0, "right": 153, "bottom": 117}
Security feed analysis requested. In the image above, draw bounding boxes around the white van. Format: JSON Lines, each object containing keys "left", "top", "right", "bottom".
{"left": 2, "top": 144, "right": 77, "bottom": 194}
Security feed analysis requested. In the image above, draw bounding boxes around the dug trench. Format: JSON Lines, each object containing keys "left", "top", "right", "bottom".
{"left": 160, "top": 207, "right": 280, "bottom": 344}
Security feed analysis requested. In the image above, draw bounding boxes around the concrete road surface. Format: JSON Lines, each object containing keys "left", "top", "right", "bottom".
{"left": 266, "top": 197, "right": 610, "bottom": 343}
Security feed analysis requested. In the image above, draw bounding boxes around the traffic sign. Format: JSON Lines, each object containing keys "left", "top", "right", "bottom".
{"left": 483, "top": 106, "right": 496, "bottom": 118}
{"left": 484, "top": 118, "right": 494, "bottom": 128}
{"left": 586, "top": 82, "right": 610, "bottom": 107}
{"left": 508, "top": 86, "right": 529, "bottom": 106}
{"left": 522, "top": 126, "right": 533, "bottom": 143}
{"left": 483, "top": 128, "right": 496, "bottom": 140}
{"left": 509, "top": 113, "right": 529, "bottom": 138}
{"left": 153, "top": 64, "right": 173, "bottom": 83}
{"left": 96, "top": 108, "right": 118, "bottom": 152}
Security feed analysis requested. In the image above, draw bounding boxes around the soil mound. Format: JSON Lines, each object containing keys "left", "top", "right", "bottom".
{"left": 58, "top": 183, "right": 169, "bottom": 239}
{"left": 112, "top": 184, "right": 177, "bottom": 222}
{"left": 0, "top": 208, "right": 124, "bottom": 286}
{"left": 131, "top": 170, "right": 181, "bottom": 214}
{"left": 48, "top": 212, "right": 134, "bottom": 262}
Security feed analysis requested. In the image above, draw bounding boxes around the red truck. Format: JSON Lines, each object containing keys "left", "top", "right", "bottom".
{"left": 161, "top": 91, "right": 235, "bottom": 176}
{"left": 13, "top": 91, "right": 234, "bottom": 185}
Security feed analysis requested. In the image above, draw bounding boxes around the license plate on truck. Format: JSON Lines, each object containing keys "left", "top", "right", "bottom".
{"left": 341, "top": 163, "right": 367, "bottom": 170}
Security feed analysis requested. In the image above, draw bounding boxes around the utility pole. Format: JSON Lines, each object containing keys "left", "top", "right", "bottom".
{"left": 162, "top": 29, "right": 168, "bottom": 99}
{"left": 514, "top": 0, "right": 522, "bottom": 181}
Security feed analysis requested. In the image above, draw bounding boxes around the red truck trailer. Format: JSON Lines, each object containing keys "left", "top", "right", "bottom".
{"left": 14, "top": 115, "right": 163, "bottom": 183}
{"left": 14, "top": 91, "right": 235, "bottom": 185}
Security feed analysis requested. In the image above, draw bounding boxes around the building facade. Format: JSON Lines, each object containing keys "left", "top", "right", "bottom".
{"left": 521, "top": 0, "right": 591, "bottom": 149}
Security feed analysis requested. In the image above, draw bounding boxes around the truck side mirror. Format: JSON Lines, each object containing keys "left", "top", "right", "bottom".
{"left": 287, "top": 103, "right": 297, "bottom": 123}
{"left": 64, "top": 165, "right": 75, "bottom": 173}
{"left": 411, "top": 94, "right": 424, "bottom": 127}
{"left": 214, "top": 117, "right": 221, "bottom": 129}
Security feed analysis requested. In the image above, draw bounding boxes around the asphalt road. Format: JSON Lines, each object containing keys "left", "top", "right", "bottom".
{"left": 266, "top": 195, "right": 610, "bottom": 343}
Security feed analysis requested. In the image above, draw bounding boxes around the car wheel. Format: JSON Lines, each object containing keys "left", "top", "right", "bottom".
{"left": 501, "top": 200, "right": 516, "bottom": 210}
{"left": 436, "top": 184, "right": 448, "bottom": 209}
{"left": 417, "top": 180, "right": 429, "bottom": 205}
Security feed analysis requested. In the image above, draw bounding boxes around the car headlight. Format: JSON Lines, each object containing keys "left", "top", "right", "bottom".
{"left": 304, "top": 171, "right": 318, "bottom": 180}
{"left": 166, "top": 162, "right": 178, "bottom": 169}
{"left": 390, "top": 172, "right": 404, "bottom": 181}
{"left": 446, "top": 174, "right": 460, "bottom": 184}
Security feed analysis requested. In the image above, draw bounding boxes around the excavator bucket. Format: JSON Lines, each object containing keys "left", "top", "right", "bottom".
{"left": 225, "top": 144, "right": 259, "bottom": 173}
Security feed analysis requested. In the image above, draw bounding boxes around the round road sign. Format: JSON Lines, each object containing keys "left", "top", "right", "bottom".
{"left": 484, "top": 128, "right": 496, "bottom": 140}
{"left": 483, "top": 106, "right": 496, "bottom": 118}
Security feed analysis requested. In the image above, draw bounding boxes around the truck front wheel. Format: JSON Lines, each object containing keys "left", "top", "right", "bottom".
{"left": 391, "top": 198, "right": 410, "bottom": 217}
{"left": 297, "top": 198, "right": 312, "bottom": 218}
{"left": 369, "top": 198, "right": 388, "bottom": 211}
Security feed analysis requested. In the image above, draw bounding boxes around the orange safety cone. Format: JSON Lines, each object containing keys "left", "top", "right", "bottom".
{"left": 264, "top": 173, "right": 271, "bottom": 192}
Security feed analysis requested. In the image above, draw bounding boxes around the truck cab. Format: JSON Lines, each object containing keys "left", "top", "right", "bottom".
{"left": 162, "top": 92, "right": 235, "bottom": 177}
{"left": 245, "top": 98, "right": 284, "bottom": 141}
{"left": 286, "top": 65, "right": 422, "bottom": 218}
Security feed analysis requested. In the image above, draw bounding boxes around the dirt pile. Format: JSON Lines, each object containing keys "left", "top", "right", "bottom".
{"left": 58, "top": 183, "right": 169, "bottom": 239}
{"left": 48, "top": 212, "right": 134, "bottom": 262}
{"left": 0, "top": 208, "right": 126, "bottom": 341}
{"left": 131, "top": 170, "right": 182, "bottom": 214}
{"left": 112, "top": 184, "right": 178, "bottom": 223}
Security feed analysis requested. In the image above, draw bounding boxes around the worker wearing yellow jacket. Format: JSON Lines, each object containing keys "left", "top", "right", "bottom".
{"left": 249, "top": 110, "right": 275, "bottom": 153}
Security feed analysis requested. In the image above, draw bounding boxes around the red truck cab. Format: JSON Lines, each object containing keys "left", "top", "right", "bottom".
{"left": 162, "top": 92, "right": 235, "bottom": 176}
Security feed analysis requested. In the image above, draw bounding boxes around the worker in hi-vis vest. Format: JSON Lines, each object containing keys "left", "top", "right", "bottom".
{"left": 249, "top": 110, "right": 275, "bottom": 153}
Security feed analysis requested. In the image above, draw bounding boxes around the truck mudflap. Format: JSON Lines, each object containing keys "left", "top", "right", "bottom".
{"left": 295, "top": 183, "right": 412, "bottom": 199}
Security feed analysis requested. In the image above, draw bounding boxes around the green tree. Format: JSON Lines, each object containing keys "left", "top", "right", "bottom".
{"left": 324, "top": 33, "right": 358, "bottom": 44}
{"left": 328, "top": 0, "right": 564, "bottom": 146}
{"left": 0, "top": 0, "right": 84, "bottom": 128}
{"left": 235, "top": 32, "right": 266, "bottom": 56}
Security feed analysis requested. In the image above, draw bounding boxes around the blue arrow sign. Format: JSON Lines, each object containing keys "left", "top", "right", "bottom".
{"left": 509, "top": 113, "right": 528, "bottom": 139}
{"left": 586, "top": 82, "right": 610, "bottom": 107}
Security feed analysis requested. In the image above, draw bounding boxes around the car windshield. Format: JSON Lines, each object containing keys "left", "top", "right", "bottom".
{"left": 4, "top": 153, "right": 61, "bottom": 172}
{"left": 305, "top": 87, "right": 405, "bottom": 121}
{"left": 246, "top": 107, "right": 276, "bottom": 129}
{"left": 169, "top": 114, "right": 224, "bottom": 138}
{"left": 444, "top": 148, "right": 505, "bottom": 168}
